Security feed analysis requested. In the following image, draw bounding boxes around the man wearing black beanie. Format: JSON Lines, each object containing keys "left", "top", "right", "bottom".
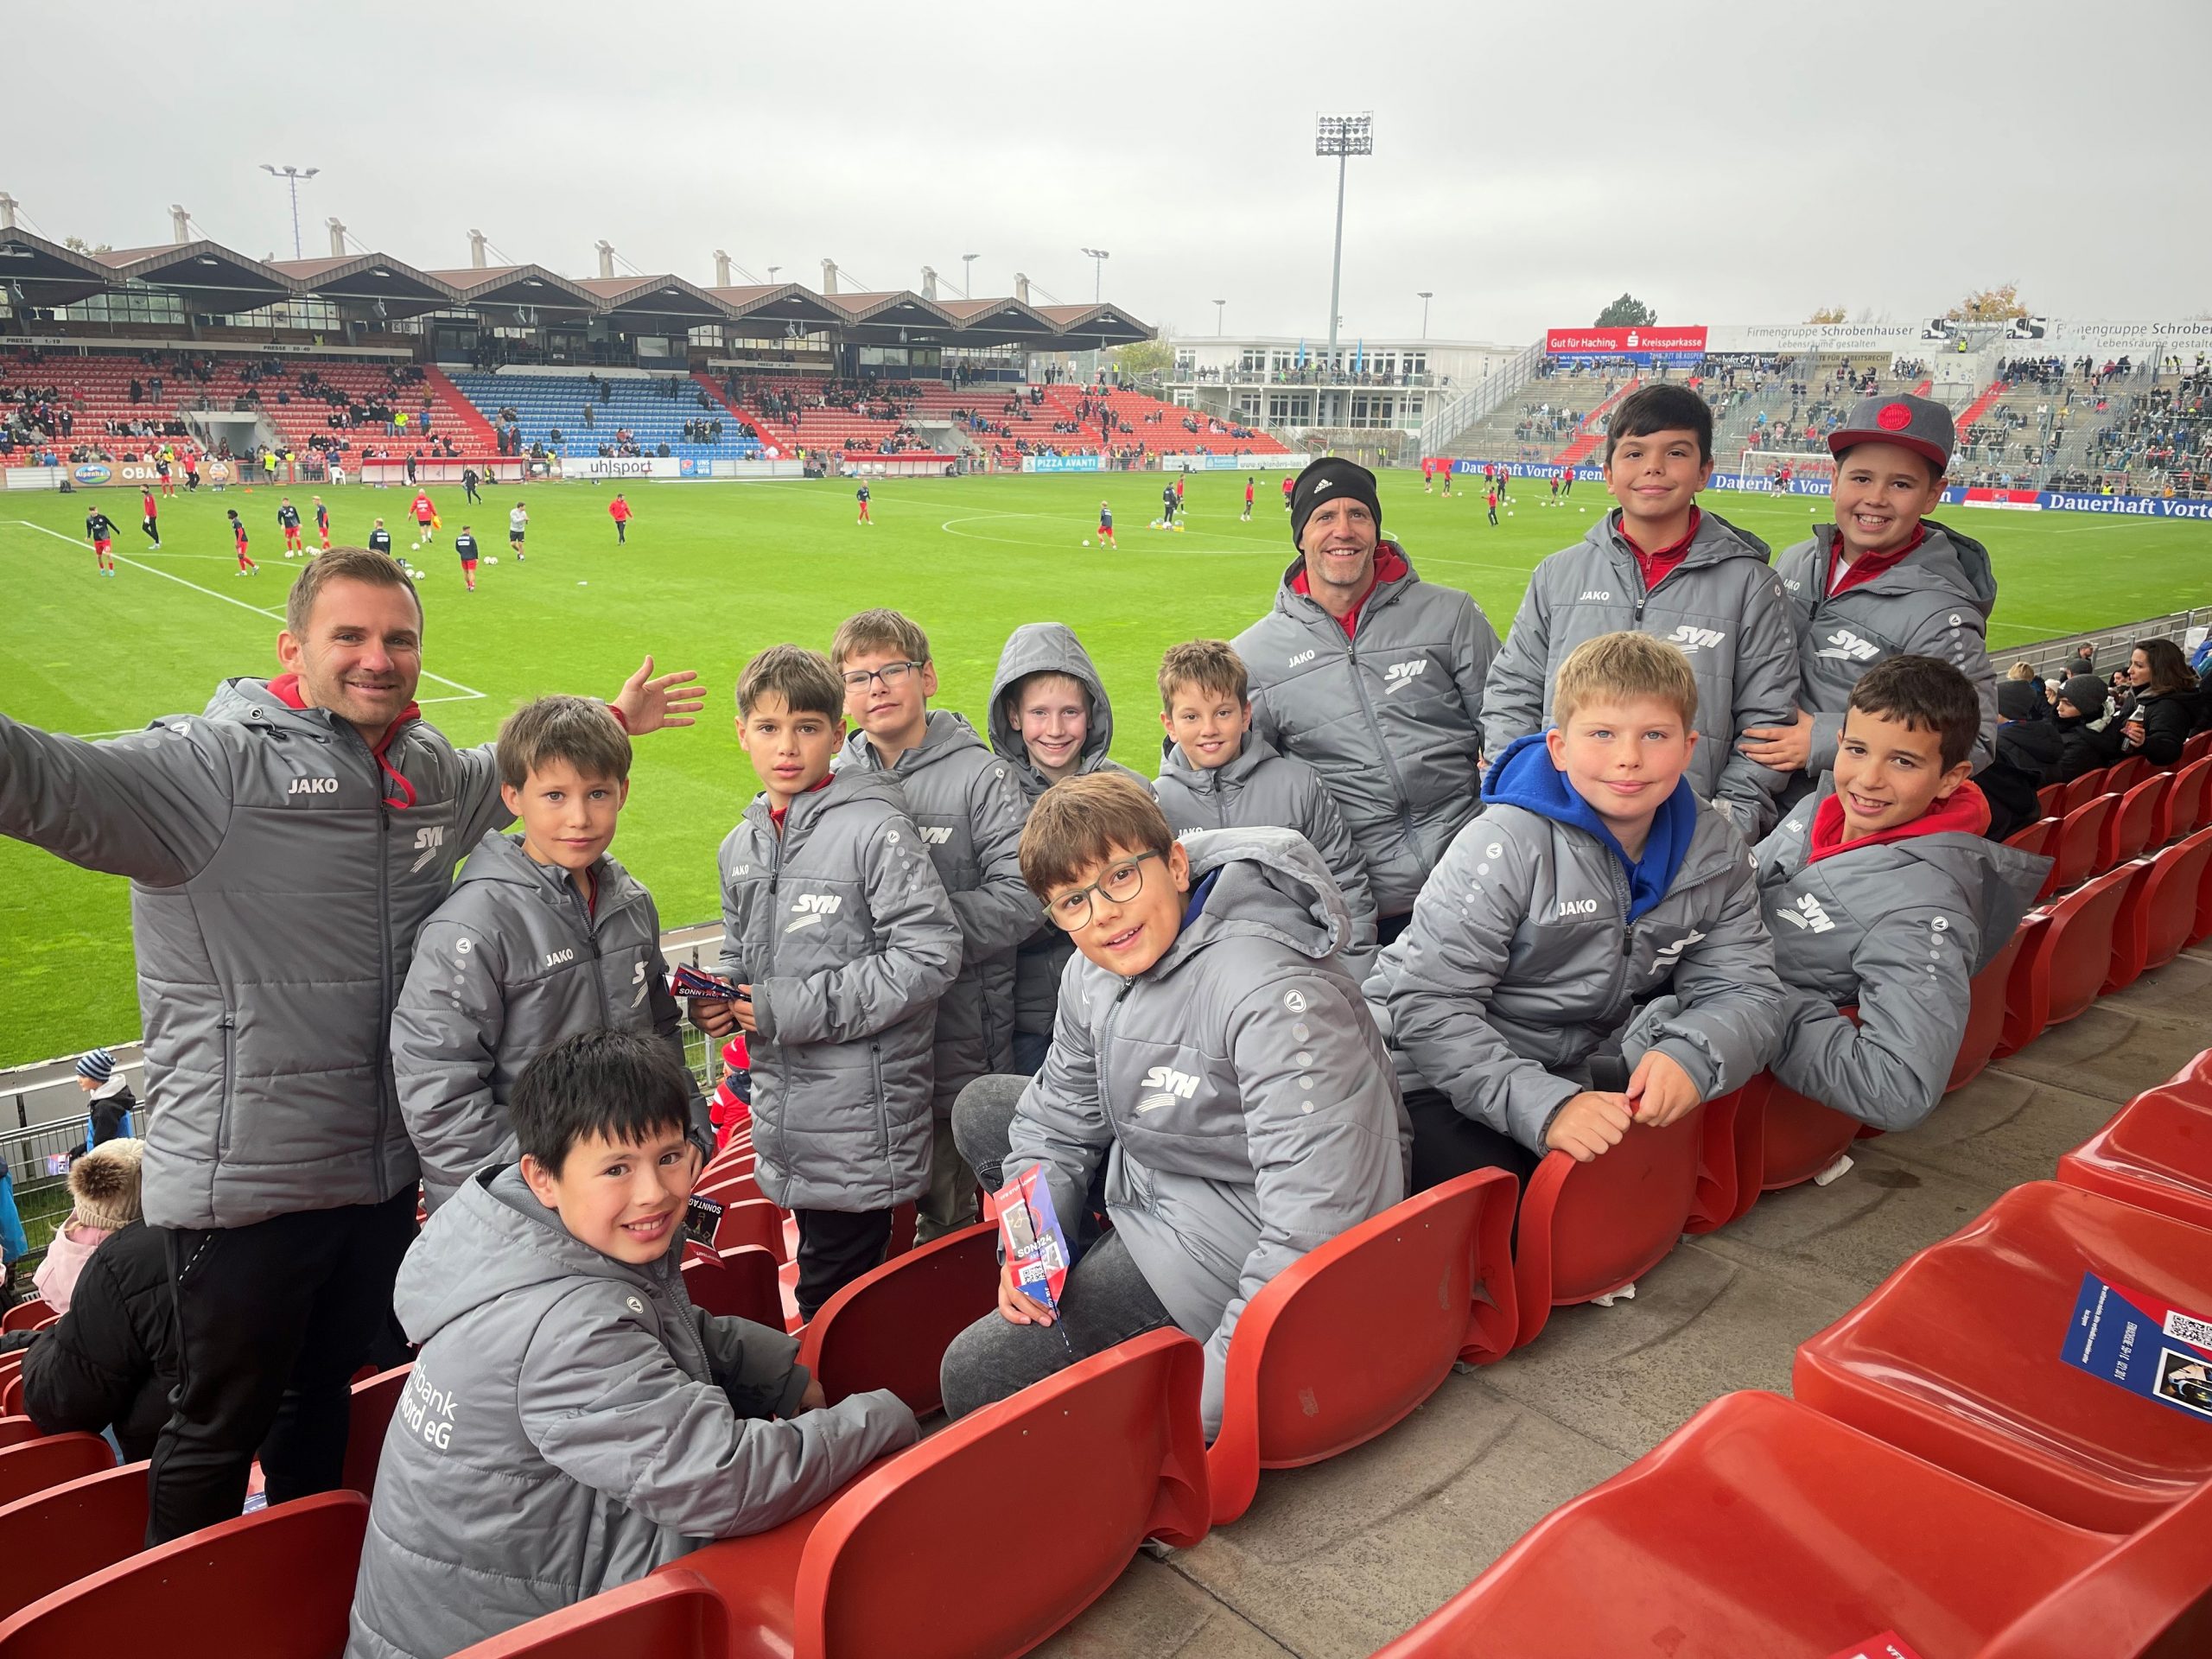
{"left": 1235, "top": 457, "right": 1500, "bottom": 941}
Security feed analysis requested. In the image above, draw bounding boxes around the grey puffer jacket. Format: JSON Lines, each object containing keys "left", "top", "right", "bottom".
{"left": 0, "top": 680, "right": 511, "bottom": 1230}
{"left": 1365, "top": 802, "right": 1785, "bottom": 1154}
{"left": 391, "top": 833, "right": 707, "bottom": 1212}
{"left": 1481, "top": 509, "right": 1797, "bottom": 837}
{"left": 1003, "top": 828, "right": 1408, "bottom": 1437}
{"left": 1755, "top": 782, "right": 2048, "bottom": 1132}
{"left": 716, "top": 771, "right": 962, "bottom": 1211}
{"left": 837, "top": 713, "right": 1033, "bottom": 1111}
{"left": 985, "top": 623, "right": 1147, "bottom": 1039}
{"left": 1775, "top": 520, "right": 1999, "bottom": 784}
{"left": 1234, "top": 545, "right": 1501, "bottom": 917}
{"left": 1153, "top": 732, "right": 1380, "bottom": 980}
{"left": 345, "top": 1165, "right": 917, "bottom": 1659}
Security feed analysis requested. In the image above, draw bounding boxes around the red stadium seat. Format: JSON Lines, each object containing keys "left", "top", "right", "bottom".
{"left": 2101, "top": 755, "right": 2151, "bottom": 798}
{"left": 0, "top": 1370, "right": 23, "bottom": 1417}
{"left": 794, "top": 1222, "right": 1000, "bottom": 1415}
{"left": 2001, "top": 867, "right": 2134, "bottom": 1053}
{"left": 1510, "top": 1103, "right": 1710, "bottom": 1349}
{"left": 0, "top": 1433, "right": 113, "bottom": 1507}
{"left": 667, "top": 1328, "right": 1211, "bottom": 1659}
{"left": 2152, "top": 756, "right": 2211, "bottom": 845}
{"left": 2005, "top": 813, "right": 2057, "bottom": 861}
{"left": 0, "top": 1299, "right": 53, "bottom": 1334}
{"left": 710, "top": 1198, "right": 788, "bottom": 1262}
{"left": 0, "top": 1461, "right": 150, "bottom": 1621}
{"left": 2058, "top": 1075, "right": 2212, "bottom": 1233}
{"left": 1794, "top": 1182, "right": 2212, "bottom": 1534}
{"left": 450, "top": 1569, "right": 730, "bottom": 1658}
{"left": 2182, "top": 729, "right": 2212, "bottom": 766}
{"left": 0, "top": 1417, "right": 47, "bottom": 1450}
{"left": 2108, "top": 830, "right": 2212, "bottom": 992}
{"left": 1756, "top": 1073, "right": 1869, "bottom": 1192}
{"left": 696, "top": 1168, "right": 765, "bottom": 1208}
{"left": 2099, "top": 774, "right": 2168, "bottom": 873}
{"left": 2063, "top": 768, "right": 2112, "bottom": 815}
{"left": 1369, "top": 1392, "right": 2111, "bottom": 1658}
{"left": 1208, "top": 1169, "right": 1517, "bottom": 1525}
{"left": 341, "top": 1363, "right": 411, "bottom": 1500}
{"left": 680, "top": 1246, "right": 784, "bottom": 1327}
{"left": 1948, "top": 924, "right": 2029, "bottom": 1092}
{"left": 2052, "top": 793, "right": 2118, "bottom": 890}
{"left": 1974, "top": 1482, "right": 2212, "bottom": 1659}
{"left": 2036, "top": 782, "right": 2068, "bottom": 820}
{"left": 0, "top": 1490, "right": 367, "bottom": 1657}
{"left": 1682, "top": 1076, "right": 1768, "bottom": 1233}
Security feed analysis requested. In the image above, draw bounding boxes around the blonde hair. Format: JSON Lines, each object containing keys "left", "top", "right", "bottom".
{"left": 1553, "top": 631, "right": 1699, "bottom": 728}
{"left": 830, "top": 607, "right": 931, "bottom": 671}
{"left": 2006, "top": 659, "right": 2039, "bottom": 682}
{"left": 1158, "top": 639, "right": 1248, "bottom": 709}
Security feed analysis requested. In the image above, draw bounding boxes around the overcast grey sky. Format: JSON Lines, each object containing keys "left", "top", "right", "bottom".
{"left": 11, "top": 0, "right": 2209, "bottom": 344}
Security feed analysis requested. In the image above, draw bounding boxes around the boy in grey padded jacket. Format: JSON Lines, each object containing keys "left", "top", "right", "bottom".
{"left": 1739, "top": 393, "right": 1999, "bottom": 800}
{"left": 696, "top": 647, "right": 962, "bottom": 1319}
{"left": 1482, "top": 385, "right": 1797, "bottom": 839}
{"left": 832, "top": 609, "right": 1034, "bottom": 1241}
{"left": 391, "top": 696, "right": 709, "bottom": 1213}
{"left": 1755, "top": 657, "right": 2048, "bottom": 1133}
{"left": 1234, "top": 458, "right": 1499, "bottom": 924}
{"left": 1369, "top": 632, "right": 1784, "bottom": 1181}
{"left": 938, "top": 777, "right": 1408, "bottom": 1440}
{"left": 1150, "top": 639, "right": 1380, "bottom": 979}
{"left": 346, "top": 1031, "right": 915, "bottom": 1659}
{"left": 986, "top": 621, "right": 1147, "bottom": 1071}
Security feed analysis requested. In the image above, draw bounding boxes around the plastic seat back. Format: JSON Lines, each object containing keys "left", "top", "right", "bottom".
{"left": 449, "top": 1568, "right": 728, "bottom": 1658}
{"left": 341, "top": 1363, "right": 412, "bottom": 1500}
{"left": 1758, "top": 1074, "right": 1867, "bottom": 1192}
{"left": 2057, "top": 1083, "right": 2212, "bottom": 1232}
{"left": 680, "top": 1245, "right": 783, "bottom": 1326}
{"left": 2052, "top": 793, "right": 2117, "bottom": 890}
{"left": 2039, "top": 865, "right": 2138, "bottom": 1027}
{"left": 0, "top": 1490, "right": 367, "bottom": 1656}
{"left": 709, "top": 1197, "right": 787, "bottom": 1261}
{"left": 795, "top": 1223, "right": 999, "bottom": 1414}
{"left": 1949, "top": 925, "right": 2029, "bottom": 1091}
{"left": 0, "top": 1300, "right": 53, "bottom": 1334}
{"left": 2101, "top": 755, "right": 2150, "bottom": 798}
{"left": 695, "top": 1168, "right": 764, "bottom": 1208}
{"left": 2100, "top": 774, "right": 2165, "bottom": 873}
{"left": 1683, "top": 1077, "right": 1768, "bottom": 1234}
{"left": 1512, "top": 1103, "right": 1707, "bottom": 1350}
{"left": 2063, "top": 768, "right": 2110, "bottom": 815}
{"left": 2109, "top": 831, "right": 2212, "bottom": 993}
{"left": 2186, "top": 729, "right": 2212, "bottom": 766}
{"left": 1976, "top": 1478, "right": 2212, "bottom": 1658}
{"left": 0, "top": 1417, "right": 46, "bottom": 1450}
{"left": 0, "top": 1460, "right": 149, "bottom": 1620}
{"left": 0, "top": 1433, "right": 114, "bottom": 1508}
{"left": 794, "top": 1329, "right": 1210, "bottom": 1657}
{"left": 2035, "top": 783, "right": 2067, "bottom": 821}
{"left": 2152, "top": 757, "right": 2210, "bottom": 845}
{"left": 1208, "top": 1169, "right": 1516, "bottom": 1524}
{"left": 2005, "top": 814, "right": 2057, "bottom": 863}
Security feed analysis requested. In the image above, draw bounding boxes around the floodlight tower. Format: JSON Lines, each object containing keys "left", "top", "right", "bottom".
{"left": 1080, "top": 247, "right": 1109, "bottom": 302}
{"left": 259, "top": 164, "right": 320, "bottom": 260}
{"left": 1417, "top": 290, "right": 1433, "bottom": 340}
{"left": 962, "top": 252, "right": 979, "bottom": 297}
{"left": 1314, "top": 113, "right": 1371, "bottom": 376}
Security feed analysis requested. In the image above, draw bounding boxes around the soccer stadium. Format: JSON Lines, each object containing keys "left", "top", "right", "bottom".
{"left": 3, "top": 9, "right": 2212, "bottom": 1654}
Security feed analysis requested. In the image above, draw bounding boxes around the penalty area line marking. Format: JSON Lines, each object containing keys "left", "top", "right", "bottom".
{"left": 12, "top": 519, "right": 486, "bottom": 703}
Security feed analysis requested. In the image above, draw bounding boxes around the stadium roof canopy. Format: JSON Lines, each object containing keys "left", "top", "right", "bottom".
{"left": 574, "top": 274, "right": 728, "bottom": 324}
{"left": 935, "top": 296, "right": 1065, "bottom": 346}
{"left": 1034, "top": 303, "right": 1151, "bottom": 347}
{"left": 0, "top": 227, "right": 115, "bottom": 308}
{"left": 425, "top": 264, "right": 601, "bottom": 315}
{"left": 97, "top": 239, "right": 295, "bottom": 311}
{"left": 708, "top": 283, "right": 848, "bottom": 333}
{"left": 264, "top": 253, "right": 459, "bottom": 319}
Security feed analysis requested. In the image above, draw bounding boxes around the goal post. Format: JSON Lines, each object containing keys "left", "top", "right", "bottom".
{"left": 1734, "top": 448, "right": 1834, "bottom": 491}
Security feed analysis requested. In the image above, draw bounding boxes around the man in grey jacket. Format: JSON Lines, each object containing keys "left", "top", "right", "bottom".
{"left": 832, "top": 608, "right": 1034, "bottom": 1240}
{"left": 0, "top": 548, "right": 705, "bottom": 1543}
{"left": 939, "top": 779, "right": 1407, "bottom": 1439}
{"left": 347, "top": 1031, "right": 914, "bottom": 1659}
{"left": 1234, "top": 458, "right": 1499, "bottom": 938}
{"left": 986, "top": 620, "right": 1147, "bottom": 1071}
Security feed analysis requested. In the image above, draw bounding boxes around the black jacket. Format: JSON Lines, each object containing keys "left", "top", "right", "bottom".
{"left": 2054, "top": 714, "right": 2107, "bottom": 783}
{"left": 86, "top": 1081, "right": 135, "bottom": 1148}
{"left": 2098, "top": 688, "right": 2201, "bottom": 769}
{"left": 20, "top": 1220, "right": 179, "bottom": 1461}
{"left": 1981, "top": 720, "right": 2065, "bottom": 840}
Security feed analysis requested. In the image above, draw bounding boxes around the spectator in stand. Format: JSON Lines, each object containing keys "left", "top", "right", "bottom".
{"left": 2052, "top": 676, "right": 2111, "bottom": 782}
{"left": 0, "top": 548, "right": 703, "bottom": 1543}
{"left": 29, "top": 1137, "right": 144, "bottom": 1317}
{"left": 1980, "top": 677, "right": 2067, "bottom": 840}
{"left": 75, "top": 1047, "right": 136, "bottom": 1148}
{"left": 2097, "top": 638, "right": 2201, "bottom": 767}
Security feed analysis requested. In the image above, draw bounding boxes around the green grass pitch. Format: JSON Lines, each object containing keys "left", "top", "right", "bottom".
{"left": 2, "top": 469, "right": 2203, "bottom": 1063}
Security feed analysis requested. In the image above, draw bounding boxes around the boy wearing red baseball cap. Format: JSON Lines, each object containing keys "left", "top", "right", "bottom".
{"left": 1739, "top": 391, "right": 1998, "bottom": 803}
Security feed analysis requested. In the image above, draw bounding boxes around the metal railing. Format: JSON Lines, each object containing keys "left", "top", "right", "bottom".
{"left": 1419, "top": 340, "right": 1541, "bottom": 456}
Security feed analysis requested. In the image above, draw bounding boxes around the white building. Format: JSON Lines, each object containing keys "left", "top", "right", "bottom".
{"left": 1163, "top": 334, "right": 1519, "bottom": 434}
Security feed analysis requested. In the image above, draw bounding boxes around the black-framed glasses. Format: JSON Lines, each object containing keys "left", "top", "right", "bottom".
{"left": 1043, "top": 850, "right": 1164, "bottom": 931}
{"left": 841, "top": 661, "right": 924, "bottom": 690}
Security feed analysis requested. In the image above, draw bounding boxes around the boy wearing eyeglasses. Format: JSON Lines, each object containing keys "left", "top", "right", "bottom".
{"left": 937, "top": 773, "right": 1407, "bottom": 1438}
{"left": 690, "top": 646, "right": 962, "bottom": 1317}
{"left": 830, "top": 609, "right": 1033, "bottom": 1241}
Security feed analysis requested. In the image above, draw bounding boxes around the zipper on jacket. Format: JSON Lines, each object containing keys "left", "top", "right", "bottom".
{"left": 215, "top": 1012, "right": 238, "bottom": 1160}
{"left": 1096, "top": 979, "right": 1135, "bottom": 1135}
{"left": 372, "top": 740, "right": 397, "bottom": 1195}
{"left": 1339, "top": 639, "right": 1421, "bottom": 852}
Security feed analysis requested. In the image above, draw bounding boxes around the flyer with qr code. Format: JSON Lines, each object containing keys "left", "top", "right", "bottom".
{"left": 2061, "top": 1273, "right": 2212, "bottom": 1421}
{"left": 995, "top": 1167, "right": 1070, "bottom": 1313}
{"left": 1822, "top": 1634, "right": 1926, "bottom": 1659}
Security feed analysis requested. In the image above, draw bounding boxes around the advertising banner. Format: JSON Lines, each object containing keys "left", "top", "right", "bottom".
{"left": 1703, "top": 322, "right": 1925, "bottom": 355}
{"left": 61, "top": 458, "right": 172, "bottom": 489}
{"left": 2038, "top": 490, "right": 2212, "bottom": 520}
{"left": 1544, "top": 325, "right": 1708, "bottom": 356}
{"left": 2037, "top": 321, "right": 2212, "bottom": 360}
{"left": 1022, "top": 454, "right": 1103, "bottom": 474}
{"left": 563, "top": 455, "right": 683, "bottom": 481}
{"left": 1156, "top": 452, "right": 1279, "bottom": 472}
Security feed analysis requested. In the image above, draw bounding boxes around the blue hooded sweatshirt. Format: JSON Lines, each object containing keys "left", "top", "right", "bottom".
{"left": 1480, "top": 732, "right": 1695, "bottom": 923}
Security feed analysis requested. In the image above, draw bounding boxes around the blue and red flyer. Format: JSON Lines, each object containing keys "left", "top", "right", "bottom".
{"left": 2061, "top": 1272, "right": 2212, "bottom": 1421}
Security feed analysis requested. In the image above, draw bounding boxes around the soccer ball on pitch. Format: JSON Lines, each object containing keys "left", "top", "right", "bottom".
{"left": 1083, "top": 538, "right": 1091, "bottom": 547}
{"left": 485, "top": 556, "right": 498, "bottom": 565}
{"left": 410, "top": 540, "right": 420, "bottom": 550}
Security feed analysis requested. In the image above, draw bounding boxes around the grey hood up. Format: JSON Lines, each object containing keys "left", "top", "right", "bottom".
{"left": 1003, "top": 827, "right": 1408, "bottom": 1435}
{"left": 346, "top": 1165, "right": 915, "bottom": 1659}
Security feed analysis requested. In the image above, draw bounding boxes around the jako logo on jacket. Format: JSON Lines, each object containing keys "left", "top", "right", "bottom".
{"left": 287, "top": 775, "right": 338, "bottom": 797}
{"left": 1382, "top": 659, "right": 1428, "bottom": 694}
{"left": 1816, "top": 629, "right": 1882, "bottom": 663}
{"left": 1777, "top": 893, "right": 1835, "bottom": 932}
{"left": 1135, "top": 1065, "right": 1202, "bottom": 1112}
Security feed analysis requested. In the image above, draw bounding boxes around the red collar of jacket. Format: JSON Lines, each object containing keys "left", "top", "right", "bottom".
{"left": 1617, "top": 507, "right": 1702, "bottom": 591}
{"left": 1291, "top": 542, "right": 1410, "bottom": 639}
{"left": 266, "top": 672, "right": 424, "bottom": 808}
{"left": 1808, "top": 779, "right": 1990, "bottom": 864}
{"left": 1827, "top": 523, "right": 1929, "bottom": 596}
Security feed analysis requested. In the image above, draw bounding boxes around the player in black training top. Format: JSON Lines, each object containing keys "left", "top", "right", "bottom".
{"left": 367, "top": 518, "right": 395, "bottom": 558}
{"left": 454, "top": 524, "right": 481, "bottom": 592}
{"left": 314, "top": 495, "right": 330, "bottom": 551}
{"left": 85, "top": 508, "right": 119, "bottom": 577}
{"left": 277, "top": 498, "right": 304, "bottom": 557}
